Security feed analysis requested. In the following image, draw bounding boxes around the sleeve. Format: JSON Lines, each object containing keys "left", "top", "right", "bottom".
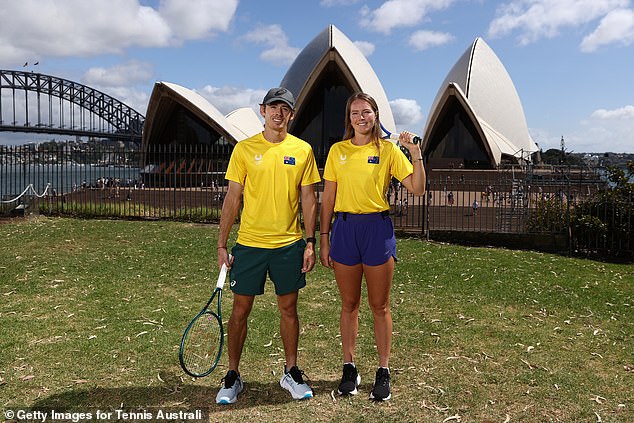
{"left": 390, "top": 143, "right": 414, "bottom": 182}
{"left": 225, "top": 144, "right": 247, "bottom": 185}
{"left": 301, "top": 147, "right": 321, "bottom": 186}
{"left": 322, "top": 145, "right": 337, "bottom": 182}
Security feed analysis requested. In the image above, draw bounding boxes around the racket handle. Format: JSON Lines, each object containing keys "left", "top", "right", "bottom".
{"left": 387, "top": 132, "right": 421, "bottom": 145}
{"left": 216, "top": 254, "right": 232, "bottom": 289}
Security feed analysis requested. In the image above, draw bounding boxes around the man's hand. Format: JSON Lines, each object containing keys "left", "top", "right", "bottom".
{"left": 302, "top": 243, "right": 316, "bottom": 273}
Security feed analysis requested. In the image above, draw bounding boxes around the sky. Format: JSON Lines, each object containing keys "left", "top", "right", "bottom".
{"left": 0, "top": 0, "right": 633, "bottom": 154}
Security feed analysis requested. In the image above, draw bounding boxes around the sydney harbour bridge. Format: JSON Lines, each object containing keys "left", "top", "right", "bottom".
{"left": 0, "top": 69, "right": 144, "bottom": 143}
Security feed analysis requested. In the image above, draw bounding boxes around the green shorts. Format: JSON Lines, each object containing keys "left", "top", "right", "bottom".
{"left": 229, "top": 239, "right": 307, "bottom": 296}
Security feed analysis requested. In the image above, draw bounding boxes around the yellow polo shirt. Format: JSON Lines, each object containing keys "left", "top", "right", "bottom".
{"left": 323, "top": 139, "right": 413, "bottom": 213}
{"left": 225, "top": 132, "right": 321, "bottom": 248}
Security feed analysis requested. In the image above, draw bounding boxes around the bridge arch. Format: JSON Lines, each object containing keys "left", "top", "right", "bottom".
{"left": 0, "top": 69, "right": 144, "bottom": 142}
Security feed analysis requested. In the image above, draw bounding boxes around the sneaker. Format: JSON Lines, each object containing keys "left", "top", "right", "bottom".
{"left": 216, "top": 370, "right": 243, "bottom": 404}
{"left": 280, "top": 366, "right": 313, "bottom": 400}
{"left": 369, "top": 367, "right": 391, "bottom": 401}
{"left": 337, "top": 363, "right": 361, "bottom": 395}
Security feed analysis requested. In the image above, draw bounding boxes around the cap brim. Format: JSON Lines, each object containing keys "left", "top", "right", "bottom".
{"left": 263, "top": 98, "right": 294, "bottom": 108}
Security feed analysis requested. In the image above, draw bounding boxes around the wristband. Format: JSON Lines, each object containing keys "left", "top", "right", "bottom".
{"left": 217, "top": 246, "right": 227, "bottom": 249}
{"left": 320, "top": 232, "right": 329, "bottom": 235}
{"left": 305, "top": 237, "right": 316, "bottom": 244}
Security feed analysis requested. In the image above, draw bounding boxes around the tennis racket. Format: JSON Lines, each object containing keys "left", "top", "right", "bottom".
{"left": 179, "top": 258, "right": 231, "bottom": 378}
{"left": 380, "top": 123, "right": 421, "bottom": 145}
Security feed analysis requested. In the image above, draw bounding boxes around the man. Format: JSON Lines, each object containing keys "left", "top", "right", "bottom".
{"left": 215, "top": 87, "right": 321, "bottom": 404}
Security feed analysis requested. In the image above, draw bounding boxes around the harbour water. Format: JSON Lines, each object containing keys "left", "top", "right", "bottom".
{"left": 1, "top": 163, "right": 142, "bottom": 199}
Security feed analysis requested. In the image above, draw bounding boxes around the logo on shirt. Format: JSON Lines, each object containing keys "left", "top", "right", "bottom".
{"left": 254, "top": 154, "right": 263, "bottom": 165}
{"left": 368, "top": 156, "right": 380, "bottom": 164}
{"left": 339, "top": 154, "right": 347, "bottom": 165}
{"left": 284, "top": 156, "right": 296, "bottom": 165}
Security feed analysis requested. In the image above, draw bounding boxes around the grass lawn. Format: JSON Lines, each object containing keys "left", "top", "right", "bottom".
{"left": 1, "top": 217, "right": 632, "bottom": 422}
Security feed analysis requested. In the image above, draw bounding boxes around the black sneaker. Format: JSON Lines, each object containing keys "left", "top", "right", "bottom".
{"left": 369, "top": 367, "right": 391, "bottom": 401}
{"left": 337, "top": 363, "right": 361, "bottom": 395}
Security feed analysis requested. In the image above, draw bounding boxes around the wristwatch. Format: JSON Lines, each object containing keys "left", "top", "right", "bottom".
{"left": 305, "top": 237, "right": 316, "bottom": 245}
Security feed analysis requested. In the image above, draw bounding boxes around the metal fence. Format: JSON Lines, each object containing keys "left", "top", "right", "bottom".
{"left": 1, "top": 143, "right": 230, "bottom": 221}
{"left": 1, "top": 144, "right": 631, "bottom": 260}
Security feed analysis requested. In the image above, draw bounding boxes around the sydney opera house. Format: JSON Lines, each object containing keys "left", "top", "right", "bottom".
{"left": 142, "top": 25, "right": 538, "bottom": 176}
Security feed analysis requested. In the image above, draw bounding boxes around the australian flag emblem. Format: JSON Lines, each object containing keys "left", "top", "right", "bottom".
{"left": 284, "top": 156, "right": 296, "bottom": 165}
{"left": 367, "top": 156, "right": 380, "bottom": 164}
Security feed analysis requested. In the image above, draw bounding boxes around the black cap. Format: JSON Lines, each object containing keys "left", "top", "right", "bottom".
{"left": 262, "top": 87, "right": 295, "bottom": 109}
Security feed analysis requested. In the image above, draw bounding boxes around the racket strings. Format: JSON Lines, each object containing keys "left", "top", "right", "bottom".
{"left": 182, "top": 311, "right": 222, "bottom": 375}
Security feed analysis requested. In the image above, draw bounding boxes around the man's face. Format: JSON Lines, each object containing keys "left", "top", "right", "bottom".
{"left": 260, "top": 102, "right": 293, "bottom": 131}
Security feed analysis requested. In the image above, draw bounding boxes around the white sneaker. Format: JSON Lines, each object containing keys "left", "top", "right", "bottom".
{"left": 279, "top": 366, "right": 313, "bottom": 400}
{"left": 216, "top": 370, "right": 243, "bottom": 404}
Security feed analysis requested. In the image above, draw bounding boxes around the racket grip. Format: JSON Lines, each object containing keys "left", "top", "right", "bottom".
{"left": 216, "top": 254, "right": 232, "bottom": 289}
{"left": 387, "top": 132, "right": 420, "bottom": 145}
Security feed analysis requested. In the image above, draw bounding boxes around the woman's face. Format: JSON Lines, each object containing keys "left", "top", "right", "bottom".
{"left": 349, "top": 99, "right": 376, "bottom": 136}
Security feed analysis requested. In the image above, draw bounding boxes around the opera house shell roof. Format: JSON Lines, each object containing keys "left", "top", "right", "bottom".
{"left": 142, "top": 81, "right": 260, "bottom": 151}
{"left": 141, "top": 28, "right": 536, "bottom": 173}
{"left": 281, "top": 24, "right": 395, "bottom": 164}
{"left": 422, "top": 37, "right": 537, "bottom": 169}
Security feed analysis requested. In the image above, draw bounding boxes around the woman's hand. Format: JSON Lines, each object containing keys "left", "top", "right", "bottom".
{"left": 399, "top": 131, "right": 422, "bottom": 159}
{"left": 320, "top": 237, "right": 333, "bottom": 269}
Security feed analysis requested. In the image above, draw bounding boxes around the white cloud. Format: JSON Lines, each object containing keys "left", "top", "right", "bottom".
{"left": 361, "top": 0, "right": 454, "bottom": 34}
{"left": 81, "top": 61, "right": 154, "bottom": 113}
{"left": 389, "top": 98, "right": 424, "bottom": 131}
{"left": 353, "top": 41, "right": 376, "bottom": 57}
{"left": 197, "top": 85, "right": 267, "bottom": 115}
{"left": 591, "top": 105, "right": 634, "bottom": 119}
{"left": 488, "top": 0, "right": 628, "bottom": 45}
{"left": 532, "top": 105, "right": 634, "bottom": 153}
{"left": 0, "top": 0, "right": 238, "bottom": 66}
{"left": 576, "top": 115, "right": 634, "bottom": 152}
{"left": 83, "top": 61, "right": 153, "bottom": 88}
{"left": 241, "top": 25, "right": 300, "bottom": 66}
{"left": 408, "top": 30, "right": 454, "bottom": 51}
{"left": 159, "top": 0, "right": 238, "bottom": 39}
{"left": 580, "top": 8, "right": 634, "bottom": 52}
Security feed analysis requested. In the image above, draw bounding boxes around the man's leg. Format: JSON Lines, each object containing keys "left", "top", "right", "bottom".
{"left": 227, "top": 293, "right": 255, "bottom": 371}
{"left": 277, "top": 291, "right": 299, "bottom": 368}
{"left": 216, "top": 293, "right": 254, "bottom": 404}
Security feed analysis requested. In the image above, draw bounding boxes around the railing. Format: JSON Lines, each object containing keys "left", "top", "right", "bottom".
{"left": 1, "top": 144, "right": 229, "bottom": 221}
{"left": 1, "top": 143, "right": 631, "bottom": 260}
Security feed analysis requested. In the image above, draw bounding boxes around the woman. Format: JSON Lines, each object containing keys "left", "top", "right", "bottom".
{"left": 319, "top": 92, "right": 425, "bottom": 401}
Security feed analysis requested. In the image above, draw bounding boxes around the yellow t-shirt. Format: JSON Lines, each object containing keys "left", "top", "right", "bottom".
{"left": 225, "top": 132, "right": 321, "bottom": 248}
{"left": 323, "top": 139, "right": 413, "bottom": 213}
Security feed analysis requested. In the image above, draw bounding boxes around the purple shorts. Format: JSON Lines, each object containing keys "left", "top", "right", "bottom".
{"left": 329, "top": 211, "right": 397, "bottom": 266}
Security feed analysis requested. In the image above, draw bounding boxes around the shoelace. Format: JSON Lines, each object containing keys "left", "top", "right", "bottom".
{"left": 289, "top": 367, "right": 310, "bottom": 385}
{"left": 376, "top": 369, "right": 390, "bottom": 387}
{"left": 222, "top": 371, "right": 238, "bottom": 388}
{"left": 342, "top": 365, "right": 357, "bottom": 382}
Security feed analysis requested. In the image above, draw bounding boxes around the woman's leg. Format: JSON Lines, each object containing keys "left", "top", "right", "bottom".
{"left": 332, "top": 260, "right": 364, "bottom": 363}
{"left": 363, "top": 257, "right": 395, "bottom": 368}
